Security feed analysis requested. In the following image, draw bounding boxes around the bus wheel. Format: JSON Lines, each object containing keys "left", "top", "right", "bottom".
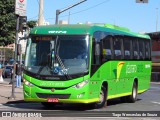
{"left": 127, "top": 82, "right": 138, "bottom": 103}
{"left": 92, "top": 86, "right": 107, "bottom": 109}
{"left": 41, "top": 102, "right": 56, "bottom": 108}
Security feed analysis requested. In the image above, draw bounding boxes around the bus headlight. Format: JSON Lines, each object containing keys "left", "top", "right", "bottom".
{"left": 72, "top": 80, "right": 89, "bottom": 89}
{"left": 23, "top": 79, "right": 34, "bottom": 87}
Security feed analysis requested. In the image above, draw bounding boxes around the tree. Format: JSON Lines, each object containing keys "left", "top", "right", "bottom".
{"left": 27, "top": 20, "right": 37, "bottom": 28}
{"left": 0, "top": 0, "right": 16, "bottom": 46}
{"left": 0, "top": 48, "right": 14, "bottom": 62}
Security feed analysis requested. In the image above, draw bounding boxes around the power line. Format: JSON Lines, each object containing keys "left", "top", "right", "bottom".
{"left": 28, "top": 16, "right": 38, "bottom": 21}
{"left": 28, "top": 0, "right": 45, "bottom": 21}
{"left": 29, "top": 0, "right": 111, "bottom": 22}
{"left": 37, "top": 0, "right": 39, "bottom": 5}
{"left": 70, "top": 0, "right": 110, "bottom": 16}
{"left": 27, "top": 0, "right": 39, "bottom": 20}
{"left": 45, "top": 0, "right": 111, "bottom": 21}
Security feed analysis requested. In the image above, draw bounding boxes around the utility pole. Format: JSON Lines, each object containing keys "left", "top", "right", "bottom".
{"left": 156, "top": 8, "right": 158, "bottom": 32}
{"left": 55, "top": 0, "right": 87, "bottom": 24}
{"left": 9, "top": 15, "right": 19, "bottom": 99}
{"left": 68, "top": 11, "right": 70, "bottom": 24}
{"left": 0, "top": 50, "right": 2, "bottom": 62}
{"left": 10, "top": 0, "right": 27, "bottom": 99}
{"left": 38, "top": 0, "right": 44, "bottom": 26}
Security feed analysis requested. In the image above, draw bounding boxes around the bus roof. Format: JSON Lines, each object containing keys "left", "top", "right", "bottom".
{"left": 30, "top": 24, "right": 150, "bottom": 39}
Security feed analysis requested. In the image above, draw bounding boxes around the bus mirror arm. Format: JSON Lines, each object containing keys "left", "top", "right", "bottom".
{"left": 19, "top": 36, "right": 29, "bottom": 41}
{"left": 47, "top": 54, "right": 51, "bottom": 66}
{"left": 92, "top": 37, "right": 96, "bottom": 42}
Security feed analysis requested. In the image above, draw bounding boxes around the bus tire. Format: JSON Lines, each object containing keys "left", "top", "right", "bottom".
{"left": 91, "top": 86, "right": 107, "bottom": 109}
{"left": 41, "top": 102, "right": 56, "bottom": 108}
{"left": 127, "top": 82, "right": 138, "bottom": 103}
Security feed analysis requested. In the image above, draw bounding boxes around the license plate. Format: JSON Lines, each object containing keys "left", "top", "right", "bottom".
{"left": 47, "top": 98, "right": 59, "bottom": 103}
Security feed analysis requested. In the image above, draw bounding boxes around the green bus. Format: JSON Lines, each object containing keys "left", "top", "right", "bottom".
{"left": 23, "top": 24, "right": 151, "bottom": 109}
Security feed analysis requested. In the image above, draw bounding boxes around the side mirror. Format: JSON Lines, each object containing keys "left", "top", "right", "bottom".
{"left": 16, "top": 64, "right": 21, "bottom": 75}
{"left": 21, "top": 65, "right": 24, "bottom": 71}
{"left": 92, "top": 37, "right": 96, "bottom": 42}
{"left": 95, "top": 43, "right": 100, "bottom": 56}
{"left": 17, "top": 44, "right": 21, "bottom": 55}
{"left": 47, "top": 54, "right": 51, "bottom": 66}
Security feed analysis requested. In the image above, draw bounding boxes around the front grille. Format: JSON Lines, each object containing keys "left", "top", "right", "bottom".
{"left": 36, "top": 93, "right": 71, "bottom": 99}
{"left": 38, "top": 86, "right": 69, "bottom": 90}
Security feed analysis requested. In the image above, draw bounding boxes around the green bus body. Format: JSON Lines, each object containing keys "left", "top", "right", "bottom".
{"left": 23, "top": 24, "right": 151, "bottom": 108}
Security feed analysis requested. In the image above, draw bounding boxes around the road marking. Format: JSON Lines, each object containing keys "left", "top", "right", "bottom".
{"left": 152, "top": 101, "right": 160, "bottom": 105}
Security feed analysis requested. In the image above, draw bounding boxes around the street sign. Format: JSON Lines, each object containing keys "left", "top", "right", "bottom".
{"left": 15, "top": 0, "right": 27, "bottom": 16}
{"left": 136, "top": 0, "right": 148, "bottom": 3}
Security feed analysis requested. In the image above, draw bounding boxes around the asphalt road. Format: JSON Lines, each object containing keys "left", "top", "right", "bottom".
{"left": 0, "top": 82, "right": 160, "bottom": 119}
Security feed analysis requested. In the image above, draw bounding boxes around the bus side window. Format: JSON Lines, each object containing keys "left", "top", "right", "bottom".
{"left": 123, "top": 37, "right": 131, "bottom": 59}
{"left": 92, "top": 38, "right": 101, "bottom": 65}
{"left": 145, "top": 40, "right": 150, "bottom": 60}
{"left": 95, "top": 43, "right": 101, "bottom": 64}
{"left": 102, "top": 36, "right": 112, "bottom": 61}
{"left": 93, "top": 31, "right": 104, "bottom": 65}
{"left": 132, "top": 39, "right": 139, "bottom": 59}
{"left": 139, "top": 39, "right": 145, "bottom": 60}
{"left": 148, "top": 41, "right": 151, "bottom": 60}
{"left": 113, "top": 36, "right": 123, "bottom": 60}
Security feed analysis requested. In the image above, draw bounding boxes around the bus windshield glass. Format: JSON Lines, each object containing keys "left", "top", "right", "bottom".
{"left": 25, "top": 35, "right": 89, "bottom": 76}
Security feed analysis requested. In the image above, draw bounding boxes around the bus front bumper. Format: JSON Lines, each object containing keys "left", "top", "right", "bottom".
{"left": 24, "top": 97, "right": 100, "bottom": 104}
{"left": 23, "top": 83, "right": 100, "bottom": 104}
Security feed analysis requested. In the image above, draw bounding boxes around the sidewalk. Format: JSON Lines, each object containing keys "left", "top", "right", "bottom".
{"left": 0, "top": 78, "right": 24, "bottom": 104}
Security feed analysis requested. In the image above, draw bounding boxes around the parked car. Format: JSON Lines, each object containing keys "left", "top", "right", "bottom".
{"left": 2, "top": 65, "right": 13, "bottom": 78}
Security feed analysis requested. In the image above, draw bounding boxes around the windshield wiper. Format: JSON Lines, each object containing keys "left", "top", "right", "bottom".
{"left": 55, "top": 54, "right": 71, "bottom": 80}
{"left": 54, "top": 36, "right": 71, "bottom": 79}
{"left": 36, "top": 66, "right": 51, "bottom": 77}
{"left": 36, "top": 66, "right": 44, "bottom": 76}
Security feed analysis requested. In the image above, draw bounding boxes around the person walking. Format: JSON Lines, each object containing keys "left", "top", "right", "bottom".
{"left": 0, "top": 62, "right": 3, "bottom": 82}
{"left": 16, "top": 64, "right": 22, "bottom": 87}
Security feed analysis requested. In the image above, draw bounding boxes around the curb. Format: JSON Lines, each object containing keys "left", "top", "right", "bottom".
{"left": 6, "top": 100, "right": 26, "bottom": 104}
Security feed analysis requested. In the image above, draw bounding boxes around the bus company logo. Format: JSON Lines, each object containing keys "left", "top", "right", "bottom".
{"left": 126, "top": 65, "right": 137, "bottom": 73}
{"left": 48, "top": 31, "right": 67, "bottom": 34}
{"left": 117, "top": 62, "right": 125, "bottom": 81}
{"left": 40, "top": 82, "right": 64, "bottom": 87}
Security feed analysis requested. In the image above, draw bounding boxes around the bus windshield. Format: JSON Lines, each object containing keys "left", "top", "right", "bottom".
{"left": 25, "top": 35, "right": 89, "bottom": 76}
